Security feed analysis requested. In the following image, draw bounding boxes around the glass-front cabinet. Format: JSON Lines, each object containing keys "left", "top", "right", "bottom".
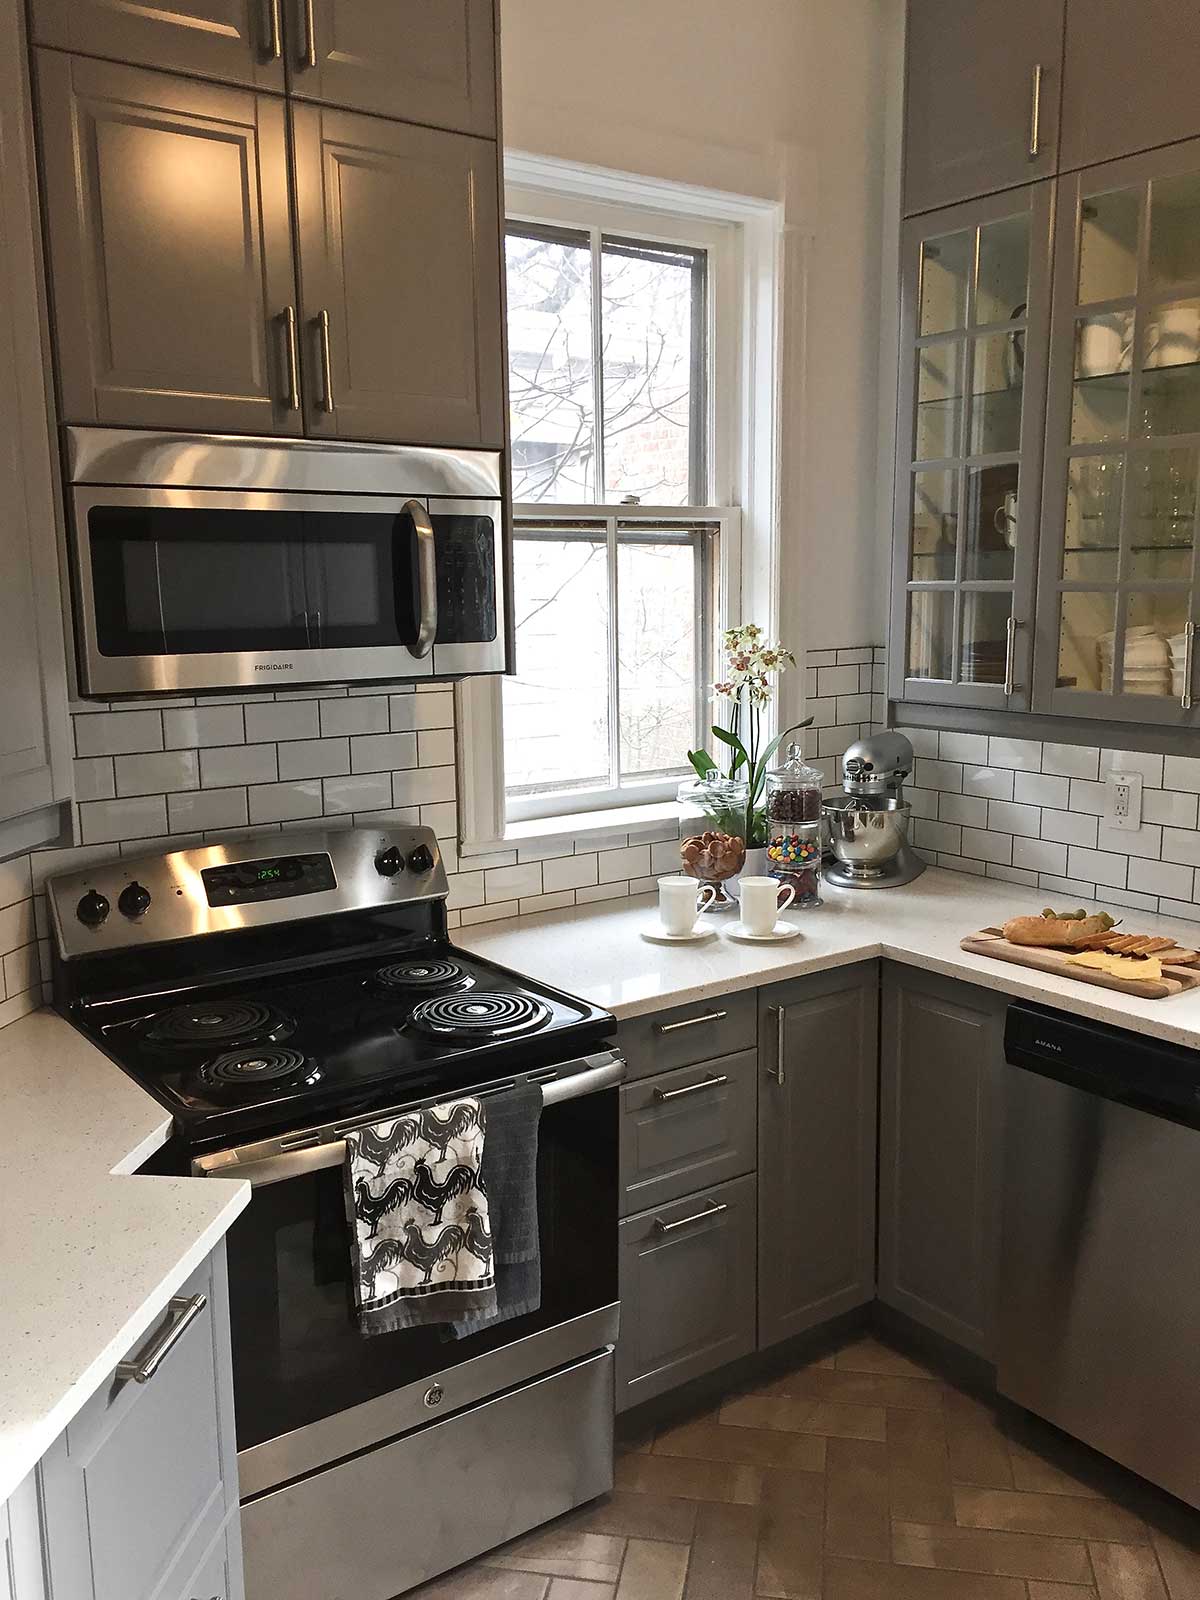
{"left": 1035, "top": 138, "right": 1200, "bottom": 723}
{"left": 890, "top": 185, "right": 1054, "bottom": 709}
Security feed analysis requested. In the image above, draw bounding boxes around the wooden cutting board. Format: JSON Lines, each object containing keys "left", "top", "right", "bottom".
{"left": 961, "top": 930, "right": 1200, "bottom": 1000}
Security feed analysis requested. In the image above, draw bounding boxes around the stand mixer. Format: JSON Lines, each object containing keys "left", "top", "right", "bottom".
{"left": 823, "top": 730, "right": 926, "bottom": 889}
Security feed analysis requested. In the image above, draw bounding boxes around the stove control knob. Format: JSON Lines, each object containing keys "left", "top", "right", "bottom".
{"left": 76, "top": 889, "right": 110, "bottom": 928}
{"left": 118, "top": 881, "right": 152, "bottom": 919}
{"left": 408, "top": 844, "right": 435, "bottom": 874}
{"left": 374, "top": 846, "right": 404, "bottom": 877}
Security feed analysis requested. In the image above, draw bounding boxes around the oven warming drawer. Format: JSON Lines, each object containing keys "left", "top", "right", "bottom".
{"left": 239, "top": 1346, "right": 614, "bottom": 1600}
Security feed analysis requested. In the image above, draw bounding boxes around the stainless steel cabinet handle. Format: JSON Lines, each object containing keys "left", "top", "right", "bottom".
{"left": 769, "top": 1004, "right": 786, "bottom": 1086}
{"left": 315, "top": 309, "right": 334, "bottom": 412}
{"left": 1182, "top": 621, "right": 1196, "bottom": 711}
{"left": 654, "top": 1200, "right": 728, "bottom": 1235}
{"left": 653, "top": 1072, "right": 729, "bottom": 1103}
{"left": 299, "top": 0, "right": 317, "bottom": 67}
{"left": 403, "top": 498, "right": 438, "bottom": 658}
{"left": 264, "top": 0, "right": 282, "bottom": 58}
{"left": 1004, "top": 616, "right": 1024, "bottom": 698}
{"left": 1028, "top": 63, "right": 1043, "bottom": 159}
{"left": 116, "top": 1294, "right": 207, "bottom": 1384}
{"left": 655, "top": 1009, "right": 727, "bottom": 1035}
{"left": 280, "top": 305, "right": 299, "bottom": 410}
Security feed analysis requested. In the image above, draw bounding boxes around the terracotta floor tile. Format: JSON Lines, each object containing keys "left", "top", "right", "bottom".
{"left": 888, "top": 1408, "right": 956, "bottom": 1524}
{"left": 891, "top": 1518, "right": 1092, "bottom": 1582}
{"left": 414, "top": 1571, "right": 551, "bottom": 1599}
{"left": 941, "top": 1388, "right": 1016, "bottom": 1489}
{"left": 757, "top": 1464, "right": 826, "bottom": 1523}
{"left": 1027, "top": 1585, "right": 1099, "bottom": 1599}
{"left": 563, "top": 1491, "right": 698, "bottom": 1545}
{"left": 681, "top": 1501, "right": 759, "bottom": 1600}
{"left": 651, "top": 1416, "right": 827, "bottom": 1473}
{"left": 1088, "top": 1541, "right": 1170, "bottom": 1600}
{"left": 824, "top": 1555, "right": 1027, "bottom": 1598}
{"left": 487, "top": 1531, "right": 624, "bottom": 1584}
{"left": 1008, "top": 1439, "right": 1107, "bottom": 1499}
{"left": 824, "top": 1437, "right": 891, "bottom": 1562}
{"left": 832, "top": 1337, "right": 943, "bottom": 1381}
{"left": 954, "top": 1487, "right": 1150, "bottom": 1543}
{"left": 1151, "top": 1524, "right": 1200, "bottom": 1600}
{"left": 763, "top": 1364, "right": 945, "bottom": 1412}
{"left": 545, "top": 1583, "right": 614, "bottom": 1600}
{"left": 719, "top": 1392, "right": 886, "bottom": 1442}
{"left": 614, "top": 1451, "right": 759, "bottom": 1505}
{"left": 756, "top": 1506, "right": 821, "bottom": 1599}
{"left": 613, "top": 1539, "right": 689, "bottom": 1600}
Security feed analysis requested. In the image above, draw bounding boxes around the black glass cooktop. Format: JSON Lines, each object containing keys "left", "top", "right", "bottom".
{"left": 74, "top": 941, "right": 612, "bottom": 1149}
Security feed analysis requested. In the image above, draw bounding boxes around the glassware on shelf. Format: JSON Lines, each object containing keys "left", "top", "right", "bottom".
{"left": 764, "top": 746, "right": 824, "bottom": 906}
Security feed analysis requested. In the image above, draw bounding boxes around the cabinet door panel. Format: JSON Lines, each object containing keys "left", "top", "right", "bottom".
{"left": 879, "top": 966, "right": 1005, "bottom": 1359}
{"left": 617, "top": 1174, "right": 756, "bottom": 1411}
{"left": 36, "top": 53, "right": 300, "bottom": 435}
{"left": 293, "top": 103, "right": 504, "bottom": 447}
{"left": 757, "top": 966, "right": 878, "bottom": 1350}
{"left": 30, "top": 0, "right": 284, "bottom": 90}
{"left": 291, "top": 0, "right": 496, "bottom": 136}
{"left": 1061, "top": 0, "right": 1200, "bottom": 172}
{"left": 904, "top": 0, "right": 1063, "bottom": 216}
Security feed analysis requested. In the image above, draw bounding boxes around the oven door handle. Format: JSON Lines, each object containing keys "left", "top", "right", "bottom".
{"left": 193, "top": 1051, "right": 625, "bottom": 1188}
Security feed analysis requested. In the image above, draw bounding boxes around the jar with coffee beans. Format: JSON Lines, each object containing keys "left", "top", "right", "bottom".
{"left": 765, "top": 744, "right": 823, "bottom": 904}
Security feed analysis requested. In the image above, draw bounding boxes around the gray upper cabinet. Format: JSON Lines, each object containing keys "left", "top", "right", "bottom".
{"left": 289, "top": 0, "right": 497, "bottom": 137}
{"left": 757, "top": 965, "right": 878, "bottom": 1351}
{"left": 1060, "top": 0, "right": 1200, "bottom": 173}
{"left": 29, "top": 0, "right": 285, "bottom": 91}
{"left": 878, "top": 966, "right": 1005, "bottom": 1360}
{"left": 890, "top": 182, "right": 1054, "bottom": 711}
{"left": 292, "top": 103, "right": 505, "bottom": 448}
{"left": 36, "top": 53, "right": 301, "bottom": 436}
{"left": 903, "top": 0, "right": 1064, "bottom": 217}
{"left": 1033, "top": 136, "right": 1200, "bottom": 724}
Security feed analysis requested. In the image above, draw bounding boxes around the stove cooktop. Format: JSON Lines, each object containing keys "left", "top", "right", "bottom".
{"left": 75, "top": 942, "right": 612, "bottom": 1149}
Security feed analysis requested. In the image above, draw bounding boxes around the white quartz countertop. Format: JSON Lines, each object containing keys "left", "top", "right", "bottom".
{"left": 459, "top": 866, "right": 1200, "bottom": 1049}
{"left": 0, "top": 1010, "right": 249, "bottom": 1505}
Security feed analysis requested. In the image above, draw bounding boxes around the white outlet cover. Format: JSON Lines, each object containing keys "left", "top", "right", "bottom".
{"left": 1104, "top": 770, "right": 1144, "bottom": 832}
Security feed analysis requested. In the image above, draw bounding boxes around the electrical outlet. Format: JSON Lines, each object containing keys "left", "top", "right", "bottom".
{"left": 1105, "top": 770, "right": 1143, "bottom": 831}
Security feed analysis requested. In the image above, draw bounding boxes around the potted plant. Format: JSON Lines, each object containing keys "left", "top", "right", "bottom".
{"left": 679, "top": 624, "right": 811, "bottom": 876}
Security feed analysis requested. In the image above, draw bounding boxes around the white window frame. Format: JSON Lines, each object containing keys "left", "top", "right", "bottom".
{"left": 458, "top": 152, "right": 784, "bottom": 856}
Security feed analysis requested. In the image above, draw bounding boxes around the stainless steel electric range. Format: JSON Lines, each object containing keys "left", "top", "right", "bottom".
{"left": 47, "top": 826, "right": 622, "bottom": 1600}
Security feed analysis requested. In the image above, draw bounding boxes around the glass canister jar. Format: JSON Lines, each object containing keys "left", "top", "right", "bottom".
{"left": 765, "top": 744, "right": 824, "bottom": 905}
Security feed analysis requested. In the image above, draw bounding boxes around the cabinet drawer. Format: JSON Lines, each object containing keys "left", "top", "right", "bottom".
{"left": 617, "top": 1173, "right": 756, "bottom": 1411}
{"left": 620, "top": 1049, "right": 757, "bottom": 1216}
{"left": 619, "top": 990, "right": 756, "bottom": 1083}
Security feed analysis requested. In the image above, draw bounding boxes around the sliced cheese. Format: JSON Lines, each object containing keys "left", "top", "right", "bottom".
{"left": 1066, "top": 950, "right": 1164, "bottom": 981}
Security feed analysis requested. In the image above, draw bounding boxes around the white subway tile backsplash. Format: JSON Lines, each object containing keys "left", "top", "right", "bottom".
{"left": 1101, "top": 748, "right": 1165, "bottom": 788}
{"left": 1041, "top": 742, "right": 1100, "bottom": 781}
{"left": 575, "top": 882, "right": 631, "bottom": 905}
{"left": 1144, "top": 789, "right": 1200, "bottom": 829}
{"left": 0, "top": 856, "right": 31, "bottom": 910}
{"left": 519, "top": 891, "right": 576, "bottom": 915}
{"left": 318, "top": 697, "right": 389, "bottom": 737}
{"left": 278, "top": 738, "right": 350, "bottom": 781}
{"left": 322, "top": 772, "right": 393, "bottom": 814}
{"left": 1040, "top": 808, "right": 1099, "bottom": 848}
{"left": 79, "top": 795, "right": 167, "bottom": 845}
{"left": 484, "top": 863, "right": 543, "bottom": 902}
{"left": 446, "top": 872, "right": 485, "bottom": 910}
{"left": 73, "top": 757, "right": 115, "bottom": 803}
{"left": 351, "top": 732, "right": 417, "bottom": 774}
{"left": 1127, "top": 857, "right": 1192, "bottom": 899}
{"left": 598, "top": 844, "right": 651, "bottom": 883}
{"left": 0, "top": 899, "right": 35, "bottom": 954}
{"left": 935, "top": 852, "right": 986, "bottom": 877}
{"left": 1104, "top": 885, "right": 1161, "bottom": 913}
{"left": 1039, "top": 873, "right": 1099, "bottom": 900}
{"left": 420, "top": 802, "right": 459, "bottom": 839}
{"left": 906, "top": 787, "right": 938, "bottom": 820}
{"left": 1012, "top": 771, "right": 1070, "bottom": 809}
{"left": 963, "top": 766, "right": 1015, "bottom": 802}
{"left": 417, "top": 728, "right": 455, "bottom": 768}
{"left": 939, "top": 731, "right": 989, "bottom": 764}
{"left": 1163, "top": 827, "right": 1200, "bottom": 867}
{"left": 162, "top": 705, "right": 245, "bottom": 749}
{"left": 167, "top": 787, "right": 249, "bottom": 833}
{"left": 913, "top": 818, "right": 961, "bottom": 855}
{"left": 392, "top": 765, "right": 455, "bottom": 807}
{"left": 543, "top": 853, "right": 599, "bottom": 893}
{"left": 1095, "top": 820, "right": 1162, "bottom": 860}
{"left": 1066, "top": 845, "right": 1128, "bottom": 889}
{"left": 651, "top": 839, "right": 682, "bottom": 874}
{"left": 987, "top": 863, "right": 1039, "bottom": 888}
{"left": 460, "top": 901, "right": 518, "bottom": 926}
{"left": 939, "top": 793, "right": 989, "bottom": 828}
{"left": 200, "top": 743, "right": 278, "bottom": 787}
{"left": 1068, "top": 778, "right": 1107, "bottom": 817}
{"left": 815, "top": 664, "right": 860, "bottom": 696}
{"left": 988, "top": 736, "right": 1041, "bottom": 772}
{"left": 243, "top": 700, "right": 320, "bottom": 743}
{"left": 1160, "top": 897, "right": 1200, "bottom": 921}
{"left": 75, "top": 710, "right": 162, "bottom": 757}
{"left": 114, "top": 749, "right": 199, "bottom": 797}
{"left": 247, "top": 780, "right": 323, "bottom": 825}
{"left": 1164, "top": 755, "right": 1200, "bottom": 793}
{"left": 913, "top": 758, "right": 962, "bottom": 794}
{"left": 390, "top": 692, "right": 455, "bottom": 732}
{"left": 895, "top": 726, "right": 940, "bottom": 758}
{"left": 1012, "top": 836, "right": 1068, "bottom": 875}
{"left": 960, "top": 827, "right": 1011, "bottom": 864}
{"left": 987, "top": 800, "right": 1041, "bottom": 838}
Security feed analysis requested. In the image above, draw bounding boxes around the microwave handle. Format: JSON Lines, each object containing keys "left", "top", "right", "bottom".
{"left": 402, "top": 498, "right": 437, "bottom": 659}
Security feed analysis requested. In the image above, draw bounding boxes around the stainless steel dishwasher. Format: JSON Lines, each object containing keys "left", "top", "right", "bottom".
{"left": 998, "top": 1001, "right": 1200, "bottom": 1510}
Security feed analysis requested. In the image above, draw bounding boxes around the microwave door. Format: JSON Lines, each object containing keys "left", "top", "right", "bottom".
{"left": 428, "top": 499, "right": 507, "bottom": 676}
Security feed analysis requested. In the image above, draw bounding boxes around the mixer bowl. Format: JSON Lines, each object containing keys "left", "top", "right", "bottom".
{"left": 824, "top": 796, "right": 913, "bottom": 873}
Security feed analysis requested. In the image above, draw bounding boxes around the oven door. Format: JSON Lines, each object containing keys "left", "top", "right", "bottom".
{"left": 199, "top": 1056, "right": 620, "bottom": 1500}
{"left": 71, "top": 485, "right": 506, "bottom": 696}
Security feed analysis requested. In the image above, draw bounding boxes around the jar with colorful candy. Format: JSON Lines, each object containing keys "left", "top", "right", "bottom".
{"left": 765, "top": 744, "right": 824, "bottom": 905}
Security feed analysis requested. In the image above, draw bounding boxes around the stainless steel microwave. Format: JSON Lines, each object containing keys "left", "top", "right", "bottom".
{"left": 64, "top": 429, "right": 508, "bottom": 697}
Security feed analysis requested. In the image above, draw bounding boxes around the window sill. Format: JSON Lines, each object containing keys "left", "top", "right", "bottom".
{"left": 459, "top": 798, "right": 695, "bottom": 859}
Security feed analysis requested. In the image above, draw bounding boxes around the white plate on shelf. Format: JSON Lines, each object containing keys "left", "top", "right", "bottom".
{"left": 724, "top": 920, "right": 803, "bottom": 944}
{"left": 640, "top": 925, "right": 717, "bottom": 945}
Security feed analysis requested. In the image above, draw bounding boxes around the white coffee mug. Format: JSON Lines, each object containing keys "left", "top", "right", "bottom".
{"left": 738, "top": 875, "right": 796, "bottom": 936}
{"left": 658, "top": 875, "right": 716, "bottom": 936}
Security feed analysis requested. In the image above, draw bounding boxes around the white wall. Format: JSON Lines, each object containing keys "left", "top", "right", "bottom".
{"left": 498, "top": 0, "right": 903, "bottom": 691}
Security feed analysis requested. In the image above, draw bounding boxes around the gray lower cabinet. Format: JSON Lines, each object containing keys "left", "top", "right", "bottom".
{"left": 758, "top": 965, "right": 879, "bottom": 1349}
{"left": 617, "top": 1173, "right": 757, "bottom": 1412}
{"left": 619, "top": 1048, "right": 757, "bottom": 1216}
{"left": 618, "top": 989, "right": 758, "bottom": 1084}
{"left": 878, "top": 964, "right": 1006, "bottom": 1360}
{"left": 1, "top": 1476, "right": 45, "bottom": 1600}
{"left": 38, "top": 1242, "right": 244, "bottom": 1600}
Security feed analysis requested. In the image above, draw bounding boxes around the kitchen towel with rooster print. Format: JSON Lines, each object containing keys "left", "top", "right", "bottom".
{"left": 344, "top": 1098, "right": 496, "bottom": 1335}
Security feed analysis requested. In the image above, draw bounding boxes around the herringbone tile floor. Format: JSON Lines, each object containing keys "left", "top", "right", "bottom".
{"left": 413, "top": 1332, "right": 1200, "bottom": 1600}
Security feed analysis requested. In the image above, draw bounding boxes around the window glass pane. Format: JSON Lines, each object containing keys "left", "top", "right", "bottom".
{"left": 617, "top": 532, "right": 700, "bottom": 779}
{"left": 1071, "top": 311, "right": 1133, "bottom": 443}
{"left": 907, "top": 589, "right": 954, "bottom": 680}
{"left": 1149, "top": 172, "right": 1200, "bottom": 296}
{"left": 601, "top": 237, "right": 704, "bottom": 506}
{"left": 1126, "top": 593, "right": 1190, "bottom": 695}
{"left": 1078, "top": 189, "right": 1140, "bottom": 305}
{"left": 1058, "top": 591, "right": 1116, "bottom": 692}
{"left": 915, "top": 339, "right": 963, "bottom": 461}
{"left": 505, "top": 228, "right": 596, "bottom": 503}
{"left": 975, "top": 213, "right": 1029, "bottom": 326}
{"left": 963, "top": 462, "right": 1017, "bottom": 581}
{"left": 969, "top": 332, "right": 1023, "bottom": 455}
{"left": 919, "top": 229, "right": 971, "bottom": 335}
{"left": 1128, "top": 448, "right": 1197, "bottom": 581}
{"left": 1141, "top": 299, "right": 1200, "bottom": 436}
{"left": 1063, "top": 455, "right": 1123, "bottom": 581}
{"left": 910, "top": 469, "right": 958, "bottom": 580}
{"left": 503, "top": 530, "right": 610, "bottom": 796}
{"left": 961, "top": 590, "right": 1011, "bottom": 684}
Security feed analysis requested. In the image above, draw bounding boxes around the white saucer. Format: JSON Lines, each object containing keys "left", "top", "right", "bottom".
{"left": 640, "top": 924, "right": 717, "bottom": 945}
{"left": 724, "top": 920, "right": 803, "bottom": 943}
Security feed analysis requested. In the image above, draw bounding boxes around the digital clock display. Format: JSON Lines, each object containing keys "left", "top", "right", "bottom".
{"left": 257, "top": 865, "right": 283, "bottom": 882}
{"left": 201, "top": 852, "right": 336, "bottom": 907}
